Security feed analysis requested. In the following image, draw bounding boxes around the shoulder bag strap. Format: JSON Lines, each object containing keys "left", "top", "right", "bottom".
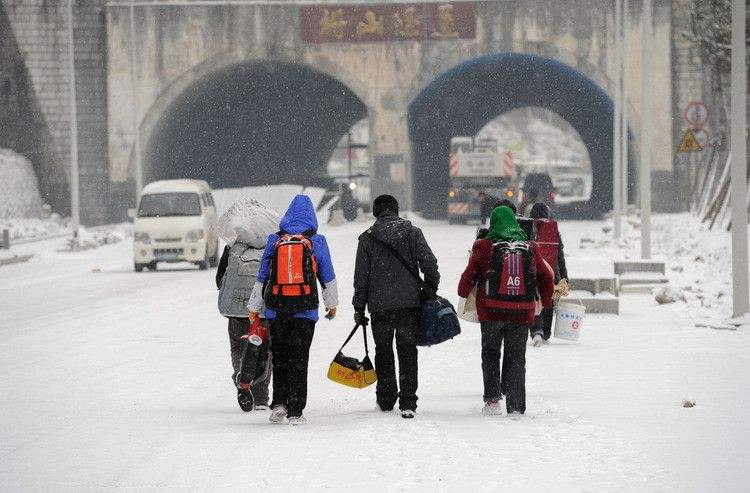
{"left": 366, "top": 231, "right": 434, "bottom": 293}
{"left": 338, "top": 324, "right": 361, "bottom": 353}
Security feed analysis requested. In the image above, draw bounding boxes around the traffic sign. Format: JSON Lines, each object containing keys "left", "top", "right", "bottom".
{"left": 683, "top": 101, "right": 709, "bottom": 127}
{"left": 678, "top": 128, "right": 703, "bottom": 152}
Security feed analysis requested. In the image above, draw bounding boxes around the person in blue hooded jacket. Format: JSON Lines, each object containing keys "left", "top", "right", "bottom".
{"left": 247, "top": 195, "right": 338, "bottom": 425}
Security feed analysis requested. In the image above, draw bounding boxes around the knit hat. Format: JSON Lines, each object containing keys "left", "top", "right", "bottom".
{"left": 372, "top": 194, "right": 399, "bottom": 218}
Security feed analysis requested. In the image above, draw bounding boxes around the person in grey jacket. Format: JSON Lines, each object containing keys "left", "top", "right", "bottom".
{"left": 216, "top": 228, "right": 272, "bottom": 412}
{"left": 352, "top": 194, "right": 440, "bottom": 418}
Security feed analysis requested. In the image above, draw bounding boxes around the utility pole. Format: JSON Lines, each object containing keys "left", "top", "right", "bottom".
{"left": 639, "top": 0, "right": 653, "bottom": 259}
{"left": 613, "top": 0, "right": 622, "bottom": 239}
{"left": 730, "top": 0, "right": 748, "bottom": 317}
{"left": 621, "top": 0, "right": 629, "bottom": 216}
{"left": 67, "top": 0, "right": 80, "bottom": 241}
{"left": 129, "top": 0, "right": 143, "bottom": 200}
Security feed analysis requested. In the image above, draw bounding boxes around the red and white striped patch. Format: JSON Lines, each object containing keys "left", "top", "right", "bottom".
{"left": 502, "top": 150, "right": 514, "bottom": 176}
{"left": 448, "top": 202, "right": 469, "bottom": 215}
{"left": 449, "top": 152, "right": 459, "bottom": 177}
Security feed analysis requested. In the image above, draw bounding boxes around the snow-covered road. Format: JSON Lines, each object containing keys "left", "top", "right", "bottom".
{"left": 1, "top": 216, "right": 748, "bottom": 490}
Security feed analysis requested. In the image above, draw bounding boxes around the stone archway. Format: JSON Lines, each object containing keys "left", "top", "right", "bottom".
{"left": 408, "top": 52, "right": 621, "bottom": 218}
{"left": 137, "top": 56, "right": 371, "bottom": 190}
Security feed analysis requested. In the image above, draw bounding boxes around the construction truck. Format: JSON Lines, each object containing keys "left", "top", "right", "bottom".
{"left": 447, "top": 137, "right": 517, "bottom": 224}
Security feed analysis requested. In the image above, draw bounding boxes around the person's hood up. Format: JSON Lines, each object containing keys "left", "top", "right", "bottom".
{"left": 279, "top": 194, "right": 318, "bottom": 234}
{"left": 488, "top": 206, "right": 528, "bottom": 242}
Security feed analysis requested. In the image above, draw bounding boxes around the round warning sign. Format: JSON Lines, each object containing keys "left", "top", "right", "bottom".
{"left": 683, "top": 102, "right": 709, "bottom": 127}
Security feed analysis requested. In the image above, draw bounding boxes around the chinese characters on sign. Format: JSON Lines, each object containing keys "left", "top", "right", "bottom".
{"left": 300, "top": 2, "right": 476, "bottom": 44}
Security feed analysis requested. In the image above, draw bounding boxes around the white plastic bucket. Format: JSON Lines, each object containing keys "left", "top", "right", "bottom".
{"left": 553, "top": 301, "right": 586, "bottom": 341}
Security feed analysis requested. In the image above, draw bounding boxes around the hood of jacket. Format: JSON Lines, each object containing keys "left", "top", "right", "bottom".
{"left": 279, "top": 194, "right": 318, "bottom": 234}
{"left": 366, "top": 213, "right": 412, "bottom": 247}
{"left": 488, "top": 206, "right": 527, "bottom": 242}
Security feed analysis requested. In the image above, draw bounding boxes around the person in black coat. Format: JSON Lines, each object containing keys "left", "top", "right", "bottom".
{"left": 352, "top": 194, "right": 440, "bottom": 418}
{"left": 529, "top": 202, "right": 568, "bottom": 344}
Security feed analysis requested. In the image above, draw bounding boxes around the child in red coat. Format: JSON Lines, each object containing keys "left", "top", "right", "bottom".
{"left": 458, "top": 206, "right": 553, "bottom": 415}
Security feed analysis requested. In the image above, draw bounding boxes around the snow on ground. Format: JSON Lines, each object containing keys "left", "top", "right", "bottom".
{"left": 0, "top": 148, "right": 43, "bottom": 219}
{"left": 0, "top": 212, "right": 748, "bottom": 490}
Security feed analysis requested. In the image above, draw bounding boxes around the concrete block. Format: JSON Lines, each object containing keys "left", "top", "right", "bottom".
{"left": 619, "top": 284, "right": 659, "bottom": 295}
{"left": 568, "top": 276, "right": 618, "bottom": 296}
{"left": 618, "top": 272, "right": 669, "bottom": 287}
{"left": 561, "top": 293, "right": 619, "bottom": 314}
{"left": 614, "top": 260, "right": 666, "bottom": 275}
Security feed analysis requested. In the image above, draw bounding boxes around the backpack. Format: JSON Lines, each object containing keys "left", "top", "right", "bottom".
{"left": 533, "top": 219, "right": 559, "bottom": 272}
{"left": 484, "top": 241, "right": 539, "bottom": 316}
{"left": 263, "top": 229, "right": 322, "bottom": 313}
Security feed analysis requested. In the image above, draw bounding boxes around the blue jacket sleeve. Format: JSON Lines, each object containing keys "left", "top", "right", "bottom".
{"left": 256, "top": 234, "right": 277, "bottom": 284}
{"left": 313, "top": 234, "right": 336, "bottom": 284}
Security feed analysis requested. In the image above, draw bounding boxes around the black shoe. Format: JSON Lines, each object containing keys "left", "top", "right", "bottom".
{"left": 401, "top": 410, "right": 415, "bottom": 419}
{"left": 237, "top": 387, "right": 254, "bottom": 412}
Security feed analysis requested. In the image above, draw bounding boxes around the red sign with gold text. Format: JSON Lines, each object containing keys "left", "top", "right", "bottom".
{"left": 300, "top": 2, "right": 476, "bottom": 43}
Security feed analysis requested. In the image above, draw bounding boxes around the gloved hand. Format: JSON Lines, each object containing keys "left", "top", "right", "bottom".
{"left": 553, "top": 278, "right": 570, "bottom": 299}
{"left": 354, "top": 310, "right": 369, "bottom": 327}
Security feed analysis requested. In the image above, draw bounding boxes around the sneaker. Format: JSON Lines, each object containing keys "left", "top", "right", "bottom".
{"left": 237, "top": 388, "right": 254, "bottom": 412}
{"left": 287, "top": 415, "right": 307, "bottom": 426}
{"left": 269, "top": 405, "right": 287, "bottom": 424}
{"left": 482, "top": 400, "right": 503, "bottom": 415}
{"left": 400, "top": 410, "right": 415, "bottom": 419}
{"left": 254, "top": 403, "right": 269, "bottom": 411}
{"left": 531, "top": 334, "right": 543, "bottom": 347}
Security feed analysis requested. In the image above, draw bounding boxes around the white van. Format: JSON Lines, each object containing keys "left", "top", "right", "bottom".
{"left": 129, "top": 179, "right": 220, "bottom": 272}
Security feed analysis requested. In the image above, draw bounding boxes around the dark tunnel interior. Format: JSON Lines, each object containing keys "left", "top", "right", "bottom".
{"left": 144, "top": 61, "right": 368, "bottom": 190}
{"left": 408, "top": 53, "right": 630, "bottom": 219}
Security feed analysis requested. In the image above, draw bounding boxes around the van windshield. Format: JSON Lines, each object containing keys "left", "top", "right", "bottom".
{"left": 138, "top": 193, "right": 201, "bottom": 217}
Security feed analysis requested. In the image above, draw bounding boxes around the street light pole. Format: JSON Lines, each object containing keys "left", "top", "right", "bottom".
{"left": 613, "top": 0, "right": 622, "bottom": 239}
{"left": 129, "top": 0, "right": 143, "bottom": 200}
{"left": 621, "top": 0, "right": 629, "bottom": 217}
{"left": 67, "top": 0, "right": 80, "bottom": 240}
{"left": 730, "top": 0, "right": 748, "bottom": 317}
{"left": 639, "top": 0, "right": 653, "bottom": 259}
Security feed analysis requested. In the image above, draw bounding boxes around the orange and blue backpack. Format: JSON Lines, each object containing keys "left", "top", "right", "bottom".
{"left": 263, "top": 229, "right": 323, "bottom": 313}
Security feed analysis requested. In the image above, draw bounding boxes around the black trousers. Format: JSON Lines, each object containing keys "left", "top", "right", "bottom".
{"left": 371, "top": 307, "right": 420, "bottom": 411}
{"left": 480, "top": 322, "right": 529, "bottom": 414}
{"left": 269, "top": 315, "right": 315, "bottom": 417}
{"left": 533, "top": 307, "right": 554, "bottom": 340}
{"left": 228, "top": 318, "right": 271, "bottom": 405}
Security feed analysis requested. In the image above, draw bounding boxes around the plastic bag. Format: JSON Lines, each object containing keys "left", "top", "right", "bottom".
{"left": 218, "top": 198, "right": 281, "bottom": 248}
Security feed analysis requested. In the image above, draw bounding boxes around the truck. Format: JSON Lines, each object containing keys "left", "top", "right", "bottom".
{"left": 447, "top": 137, "right": 517, "bottom": 224}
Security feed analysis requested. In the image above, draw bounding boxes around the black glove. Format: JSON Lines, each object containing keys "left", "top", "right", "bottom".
{"left": 354, "top": 310, "right": 369, "bottom": 327}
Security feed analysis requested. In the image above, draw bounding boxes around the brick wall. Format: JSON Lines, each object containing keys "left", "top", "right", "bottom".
{"left": 1, "top": 0, "right": 109, "bottom": 224}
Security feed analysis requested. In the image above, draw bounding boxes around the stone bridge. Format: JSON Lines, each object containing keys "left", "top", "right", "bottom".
{"left": 1, "top": 0, "right": 701, "bottom": 224}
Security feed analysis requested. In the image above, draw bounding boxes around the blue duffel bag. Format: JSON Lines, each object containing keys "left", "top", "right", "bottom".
{"left": 418, "top": 295, "right": 462, "bottom": 347}
{"left": 367, "top": 232, "right": 461, "bottom": 347}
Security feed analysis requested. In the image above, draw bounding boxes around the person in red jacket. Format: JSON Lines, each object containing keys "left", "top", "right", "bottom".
{"left": 458, "top": 206, "right": 554, "bottom": 416}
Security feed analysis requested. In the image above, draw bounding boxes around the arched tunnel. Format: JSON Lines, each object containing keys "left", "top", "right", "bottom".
{"left": 144, "top": 61, "right": 368, "bottom": 190}
{"left": 408, "top": 53, "right": 631, "bottom": 219}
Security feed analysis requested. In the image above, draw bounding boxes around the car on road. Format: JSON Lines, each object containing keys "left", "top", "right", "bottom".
{"left": 129, "top": 179, "right": 219, "bottom": 272}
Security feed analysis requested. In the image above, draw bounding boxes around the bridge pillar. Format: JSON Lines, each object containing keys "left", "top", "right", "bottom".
{"left": 369, "top": 100, "right": 411, "bottom": 212}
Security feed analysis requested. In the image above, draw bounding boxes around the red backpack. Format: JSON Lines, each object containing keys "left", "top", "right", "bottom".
{"left": 484, "top": 241, "right": 539, "bottom": 316}
{"left": 533, "top": 219, "right": 559, "bottom": 271}
{"left": 263, "top": 230, "right": 321, "bottom": 313}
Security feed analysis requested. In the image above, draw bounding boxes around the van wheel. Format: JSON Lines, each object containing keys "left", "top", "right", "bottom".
{"left": 147, "top": 261, "right": 158, "bottom": 271}
{"left": 134, "top": 263, "right": 145, "bottom": 272}
{"left": 197, "top": 251, "right": 209, "bottom": 270}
